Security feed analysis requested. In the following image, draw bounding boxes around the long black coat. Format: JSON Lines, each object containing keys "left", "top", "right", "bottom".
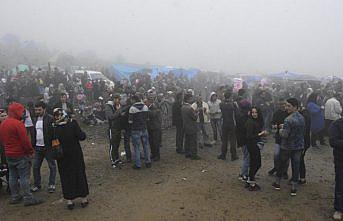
{"left": 54, "top": 120, "right": 88, "bottom": 200}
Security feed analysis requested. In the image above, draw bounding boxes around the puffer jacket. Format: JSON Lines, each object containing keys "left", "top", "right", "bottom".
{"left": 0, "top": 103, "right": 34, "bottom": 157}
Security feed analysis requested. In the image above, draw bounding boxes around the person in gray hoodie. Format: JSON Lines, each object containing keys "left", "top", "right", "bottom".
{"left": 208, "top": 92, "right": 222, "bottom": 144}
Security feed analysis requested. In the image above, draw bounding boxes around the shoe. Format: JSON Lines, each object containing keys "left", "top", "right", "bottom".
{"left": 30, "top": 186, "right": 41, "bottom": 192}
{"left": 145, "top": 163, "right": 152, "bottom": 168}
{"left": 312, "top": 144, "right": 318, "bottom": 148}
{"left": 238, "top": 174, "right": 248, "bottom": 182}
{"left": 23, "top": 198, "right": 43, "bottom": 207}
{"left": 231, "top": 156, "right": 239, "bottom": 161}
{"left": 333, "top": 211, "right": 343, "bottom": 220}
{"left": 249, "top": 184, "right": 261, "bottom": 191}
{"left": 185, "top": 155, "right": 191, "bottom": 159}
{"left": 290, "top": 188, "right": 297, "bottom": 196}
{"left": 132, "top": 165, "right": 141, "bottom": 170}
{"left": 176, "top": 149, "right": 185, "bottom": 154}
{"left": 48, "top": 185, "right": 56, "bottom": 193}
{"left": 244, "top": 182, "right": 250, "bottom": 189}
{"left": 81, "top": 200, "right": 89, "bottom": 208}
{"left": 298, "top": 179, "right": 307, "bottom": 185}
{"left": 320, "top": 141, "right": 327, "bottom": 146}
{"left": 67, "top": 202, "right": 75, "bottom": 210}
{"left": 9, "top": 196, "right": 23, "bottom": 205}
{"left": 268, "top": 168, "right": 276, "bottom": 176}
{"left": 272, "top": 182, "right": 281, "bottom": 190}
{"left": 217, "top": 155, "right": 226, "bottom": 160}
{"left": 152, "top": 156, "right": 160, "bottom": 162}
{"left": 191, "top": 156, "right": 201, "bottom": 160}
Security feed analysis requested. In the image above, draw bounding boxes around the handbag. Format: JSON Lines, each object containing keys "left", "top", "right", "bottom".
{"left": 51, "top": 127, "right": 63, "bottom": 160}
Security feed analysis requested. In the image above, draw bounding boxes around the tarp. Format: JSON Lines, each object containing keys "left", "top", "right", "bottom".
{"left": 109, "top": 64, "right": 146, "bottom": 80}
{"left": 12, "top": 64, "right": 29, "bottom": 74}
{"left": 151, "top": 66, "right": 199, "bottom": 79}
{"left": 269, "top": 71, "right": 317, "bottom": 80}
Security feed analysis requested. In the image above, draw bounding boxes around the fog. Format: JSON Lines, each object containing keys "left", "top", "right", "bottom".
{"left": 1, "top": 0, "right": 342, "bottom": 75}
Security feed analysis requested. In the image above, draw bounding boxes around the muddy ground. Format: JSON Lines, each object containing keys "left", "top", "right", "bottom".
{"left": 0, "top": 124, "right": 336, "bottom": 221}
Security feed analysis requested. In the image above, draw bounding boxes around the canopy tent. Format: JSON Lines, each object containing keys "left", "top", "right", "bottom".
{"left": 12, "top": 64, "right": 30, "bottom": 74}
{"left": 151, "top": 66, "right": 199, "bottom": 79}
{"left": 269, "top": 71, "right": 317, "bottom": 80}
{"left": 109, "top": 64, "right": 147, "bottom": 80}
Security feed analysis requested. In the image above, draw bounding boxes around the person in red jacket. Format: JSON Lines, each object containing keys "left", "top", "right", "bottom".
{"left": 0, "top": 102, "right": 42, "bottom": 206}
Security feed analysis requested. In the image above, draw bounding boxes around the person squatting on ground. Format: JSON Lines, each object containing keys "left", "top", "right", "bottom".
{"left": 181, "top": 93, "right": 201, "bottom": 160}
{"left": 208, "top": 92, "right": 222, "bottom": 144}
{"left": 245, "top": 107, "right": 267, "bottom": 191}
{"left": 31, "top": 101, "right": 56, "bottom": 193}
{"left": 217, "top": 91, "right": 238, "bottom": 161}
{"left": 52, "top": 108, "right": 89, "bottom": 210}
{"left": 272, "top": 98, "right": 305, "bottom": 196}
{"left": 129, "top": 94, "right": 152, "bottom": 169}
{"left": 146, "top": 96, "right": 162, "bottom": 162}
{"left": 329, "top": 118, "right": 343, "bottom": 220}
{"left": 0, "top": 102, "right": 43, "bottom": 206}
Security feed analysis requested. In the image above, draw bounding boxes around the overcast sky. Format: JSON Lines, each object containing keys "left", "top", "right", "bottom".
{"left": 1, "top": 0, "right": 342, "bottom": 74}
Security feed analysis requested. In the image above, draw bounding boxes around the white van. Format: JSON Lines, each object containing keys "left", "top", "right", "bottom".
{"left": 74, "top": 70, "right": 114, "bottom": 89}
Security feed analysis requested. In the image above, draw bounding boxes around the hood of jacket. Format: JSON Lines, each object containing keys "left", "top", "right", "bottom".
{"left": 8, "top": 102, "right": 24, "bottom": 120}
{"left": 210, "top": 92, "right": 217, "bottom": 101}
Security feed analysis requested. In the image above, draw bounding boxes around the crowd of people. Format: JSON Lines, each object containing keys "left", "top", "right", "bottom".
{"left": 1, "top": 67, "right": 343, "bottom": 220}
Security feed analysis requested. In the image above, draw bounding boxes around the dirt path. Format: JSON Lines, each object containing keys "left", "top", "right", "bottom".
{"left": 1, "top": 125, "right": 336, "bottom": 221}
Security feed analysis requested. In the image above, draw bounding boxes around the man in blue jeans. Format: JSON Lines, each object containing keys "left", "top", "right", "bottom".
{"left": 272, "top": 98, "right": 305, "bottom": 197}
{"left": 129, "top": 94, "right": 151, "bottom": 169}
{"left": 31, "top": 101, "right": 56, "bottom": 193}
{"left": 0, "top": 102, "right": 42, "bottom": 206}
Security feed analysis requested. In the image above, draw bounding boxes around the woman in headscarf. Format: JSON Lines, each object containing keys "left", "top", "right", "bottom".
{"left": 52, "top": 108, "right": 89, "bottom": 210}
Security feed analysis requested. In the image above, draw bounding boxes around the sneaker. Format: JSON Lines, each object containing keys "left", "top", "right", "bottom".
{"left": 31, "top": 186, "right": 41, "bottom": 192}
{"left": 231, "top": 156, "right": 239, "bottom": 161}
{"left": 145, "top": 163, "right": 152, "bottom": 168}
{"left": 290, "top": 188, "right": 297, "bottom": 196}
{"left": 238, "top": 174, "right": 248, "bottom": 182}
{"left": 191, "top": 155, "right": 201, "bottom": 160}
{"left": 24, "top": 198, "right": 43, "bottom": 207}
{"left": 272, "top": 182, "right": 281, "bottom": 190}
{"left": 333, "top": 211, "right": 343, "bottom": 220}
{"left": 48, "top": 185, "right": 56, "bottom": 193}
{"left": 268, "top": 168, "right": 276, "bottom": 176}
{"left": 217, "top": 155, "right": 226, "bottom": 160}
{"left": 249, "top": 184, "right": 261, "bottom": 191}
{"left": 9, "top": 196, "right": 23, "bottom": 205}
{"left": 298, "top": 179, "right": 307, "bottom": 185}
{"left": 132, "top": 165, "right": 141, "bottom": 170}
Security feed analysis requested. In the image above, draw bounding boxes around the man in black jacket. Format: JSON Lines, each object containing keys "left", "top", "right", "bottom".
{"left": 181, "top": 93, "right": 200, "bottom": 160}
{"left": 329, "top": 118, "right": 343, "bottom": 220}
{"left": 105, "top": 94, "right": 123, "bottom": 168}
{"left": 53, "top": 93, "right": 74, "bottom": 117}
{"left": 31, "top": 101, "right": 56, "bottom": 193}
{"left": 147, "top": 97, "right": 162, "bottom": 161}
{"left": 218, "top": 91, "right": 238, "bottom": 161}
{"left": 268, "top": 99, "right": 289, "bottom": 176}
{"left": 172, "top": 92, "right": 184, "bottom": 154}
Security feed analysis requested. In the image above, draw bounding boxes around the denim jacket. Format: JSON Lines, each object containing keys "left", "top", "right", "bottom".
{"left": 280, "top": 111, "right": 305, "bottom": 150}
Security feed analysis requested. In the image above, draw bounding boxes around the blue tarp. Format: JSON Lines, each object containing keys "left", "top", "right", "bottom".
{"left": 151, "top": 66, "right": 199, "bottom": 79}
{"left": 109, "top": 64, "right": 146, "bottom": 80}
{"left": 269, "top": 72, "right": 317, "bottom": 80}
